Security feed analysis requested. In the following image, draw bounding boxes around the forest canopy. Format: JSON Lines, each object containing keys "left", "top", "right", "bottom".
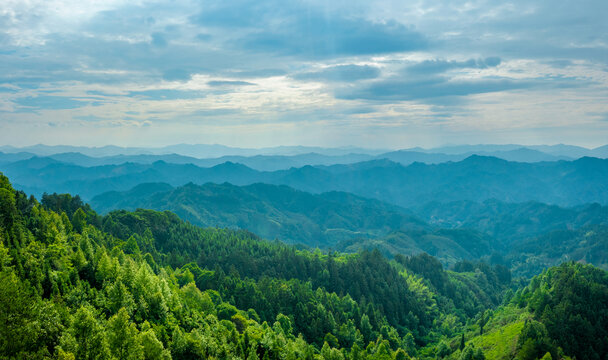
{"left": 1, "top": 172, "right": 606, "bottom": 359}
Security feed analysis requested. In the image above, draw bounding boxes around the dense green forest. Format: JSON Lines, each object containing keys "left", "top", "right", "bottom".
{"left": 1, "top": 171, "right": 607, "bottom": 359}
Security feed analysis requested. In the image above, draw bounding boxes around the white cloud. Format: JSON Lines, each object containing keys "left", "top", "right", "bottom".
{"left": 0, "top": 0, "right": 606, "bottom": 148}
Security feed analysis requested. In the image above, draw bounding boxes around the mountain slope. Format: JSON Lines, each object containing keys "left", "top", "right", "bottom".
{"left": 1, "top": 171, "right": 606, "bottom": 360}
{"left": 415, "top": 199, "right": 608, "bottom": 242}
{"left": 0, "top": 171, "right": 513, "bottom": 359}
{"left": 91, "top": 182, "right": 428, "bottom": 247}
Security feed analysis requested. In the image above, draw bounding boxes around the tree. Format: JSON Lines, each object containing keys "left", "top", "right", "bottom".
{"left": 0, "top": 269, "right": 40, "bottom": 356}
{"left": 72, "top": 208, "right": 87, "bottom": 234}
{"left": 65, "top": 306, "right": 109, "bottom": 360}
{"left": 107, "top": 308, "right": 143, "bottom": 360}
{"left": 276, "top": 313, "right": 294, "bottom": 338}
{"left": 0, "top": 187, "right": 16, "bottom": 230}
{"left": 460, "top": 344, "right": 485, "bottom": 360}
{"left": 139, "top": 325, "right": 171, "bottom": 360}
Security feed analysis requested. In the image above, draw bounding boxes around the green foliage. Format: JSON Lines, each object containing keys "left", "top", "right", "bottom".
{"left": 0, "top": 269, "right": 43, "bottom": 356}
{"left": 107, "top": 308, "right": 143, "bottom": 360}
{"left": 509, "top": 225, "right": 608, "bottom": 276}
{"left": 513, "top": 262, "right": 608, "bottom": 360}
{"left": 0, "top": 173, "right": 605, "bottom": 360}
{"left": 464, "top": 306, "right": 528, "bottom": 360}
{"left": 459, "top": 344, "right": 485, "bottom": 360}
{"left": 100, "top": 208, "right": 450, "bottom": 342}
{"left": 63, "top": 306, "right": 110, "bottom": 360}
{"left": 92, "top": 182, "right": 426, "bottom": 249}
{"left": 139, "top": 325, "right": 171, "bottom": 360}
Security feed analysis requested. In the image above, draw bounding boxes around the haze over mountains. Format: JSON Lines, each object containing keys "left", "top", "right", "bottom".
{"left": 2, "top": 143, "right": 608, "bottom": 360}
{"left": 2, "top": 142, "right": 607, "bottom": 274}
{"left": 89, "top": 180, "right": 608, "bottom": 271}
{"left": 92, "top": 182, "right": 427, "bottom": 247}
{"left": 2, "top": 152, "right": 607, "bottom": 208}
{"left": 2, "top": 143, "right": 608, "bottom": 168}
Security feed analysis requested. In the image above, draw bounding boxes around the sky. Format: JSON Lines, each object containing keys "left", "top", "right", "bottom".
{"left": 0, "top": 0, "right": 607, "bottom": 149}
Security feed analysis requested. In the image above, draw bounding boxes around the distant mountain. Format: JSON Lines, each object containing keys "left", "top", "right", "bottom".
{"left": 90, "top": 181, "right": 497, "bottom": 263}
{"left": 378, "top": 147, "right": 570, "bottom": 165}
{"left": 301, "top": 156, "right": 608, "bottom": 207}
{"left": 0, "top": 151, "right": 37, "bottom": 165}
{"left": 414, "top": 199, "right": 608, "bottom": 243}
{"left": 507, "top": 225, "right": 608, "bottom": 276}
{"left": 411, "top": 144, "right": 528, "bottom": 154}
{"left": 412, "top": 143, "right": 608, "bottom": 159}
{"left": 4, "top": 143, "right": 606, "bottom": 160}
{"left": 589, "top": 144, "right": 608, "bottom": 158}
{"left": 0, "top": 143, "right": 389, "bottom": 158}
{"left": 0, "top": 144, "right": 157, "bottom": 157}
{"left": 1, "top": 159, "right": 265, "bottom": 199}
{"left": 43, "top": 152, "right": 374, "bottom": 171}
{"left": 2, "top": 155, "right": 608, "bottom": 207}
{"left": 91, "top": 182, "right": 428, "bottom": 247}
{"left": 334, "top": 229, "right": 495, "bottom": 265}
{"left": 470, "top": 148, "right": 572, "bottom": 162}
{"left": 528, "top": 144, "right": 596, "bottom": 158}
{"left": 3, "top": 144, "right": 605, "bottom": 175}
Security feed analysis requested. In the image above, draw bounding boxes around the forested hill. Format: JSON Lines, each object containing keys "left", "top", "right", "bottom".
{"left": 2, "top": 155, "right": 607, "bottom": 207}
{"left": 2, "top": 171, "right": 608, "bottom": 359}
{"left": 414, "top": 199, "right": 608, "bottom": 242}
{"left": 0, "top": 171, "right": 514, "bottom": 359}
{"left": 90, "top": 182, "right": 493, "bottom": 259}
{"left": 91, "top": 182, "right": 428, "bottom": 247}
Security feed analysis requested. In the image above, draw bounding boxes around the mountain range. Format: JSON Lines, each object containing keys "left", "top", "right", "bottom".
{"left": 2, "top": 143, "right": 608, "bottom": 159}
{"left": 92, "top": 182, "right": 423, "bottom": 246}
{"left": 89, "top": 180, "right": 608, "bottom": 272}
{"left": 2, "top": 154, "right": 607, "bottom": 208}
{"left": 90, "top": 181, "right": 503, "bottom": 263}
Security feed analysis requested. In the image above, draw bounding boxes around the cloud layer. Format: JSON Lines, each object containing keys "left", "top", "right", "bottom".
{"left": 0, "top": 0, "right": 607, "bottom": 148}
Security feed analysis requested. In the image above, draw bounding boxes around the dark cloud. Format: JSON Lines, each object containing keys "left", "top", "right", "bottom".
{"left": 14, "top": 95, "right": 95, "bottom": 111}
{"left": 336, "top": 75, "right": 581, "bottom": 102}
{"left": 151, "top": 32, "right": 168, "bottom": 47}
{"left": 192, "top": 0, "right": 426, "bottom": 58}
{"left": 292, "top": 65, "right": 381, "bottom": 82}
{"left": 237, "top": 18, "right": 426, "bottom": 58}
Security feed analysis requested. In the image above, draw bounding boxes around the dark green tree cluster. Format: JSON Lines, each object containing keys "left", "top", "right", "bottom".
{"left": 395, "top": 254, "right": 510, "bottom": 319}
{"left": 99, "top": 210, "right": 445, "bottom": 338}
{"left": 513, "top": 262, "right": 608, "bottom": 360}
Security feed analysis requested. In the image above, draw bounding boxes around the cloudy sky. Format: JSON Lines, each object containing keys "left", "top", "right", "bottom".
{"left": 1, "top": 0, "right": 607, "bottom": 148}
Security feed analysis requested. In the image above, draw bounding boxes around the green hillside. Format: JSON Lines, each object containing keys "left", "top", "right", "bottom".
{"left": 90, "top": 182, "right": 498, "bottom": 264}
{"left": 90, "top": 182, "right": 426, "bottom": 247}
{"left": 2, "top": 171, "right": 607, "bottom": 359}
{"left": 415, "top": 199, "right": 608, "bottom": 243}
